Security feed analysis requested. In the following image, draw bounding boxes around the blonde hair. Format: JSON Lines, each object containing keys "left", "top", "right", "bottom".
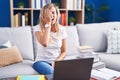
{"left": 39, "top": 3, "right": 60, "bottom": 34}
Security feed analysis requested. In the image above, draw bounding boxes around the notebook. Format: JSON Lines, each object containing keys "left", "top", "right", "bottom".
{"left": 52, "top": 58, "right": 94, "bottom": 80}
{"left": 17, "top": 75, "right": 45, "bottom": 80}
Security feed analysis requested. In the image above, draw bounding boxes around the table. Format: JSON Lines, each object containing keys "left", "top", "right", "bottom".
{"left": 1, "top": 77, "right": 96, "bottom": 80}
{"left": 1, "top": 76, "right": 120, "bottom": 80}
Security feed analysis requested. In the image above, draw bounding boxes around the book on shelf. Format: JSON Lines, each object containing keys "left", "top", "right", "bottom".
{"left": 77, "top": 0, "right": 82, "bottom": 9}
{"left": 73, "top": 0, "right": 77, "bottom": 9}
{"left": 60, "top": 13, "right": 66, "bottom": 26}
{"left": 24, "top": 12, "right": 28, "bottom": 25}
{"left": 22, "top": 15, "right": 25, "bottom": 26}
{"left": 67, "top": 0, "right": 82, "bottom": 9}
{"left": 13, "top": 15, "right": 16, "bottom": 27}
{"left": 36, "top": 0, "right": 41, "bottom": 9}
{"left": 67, "top": 0, "right": 73, "bottom": 9}
{"left": 91, "top": 68, "right": 120, "bottom": 80}
{"left": 15, "top": 14, "right": 19, "bottom": 27}
{"left": 18, "top": 12, "right": 22, "bottom": 26}
{"left": 13, "top": 12, "right": 29, "bottom": 27}
{"left": 33, "top": 0, "right": 51, "bottom": 9}
{"left": 13, "top": 14, "right": 19, "bottom": 27}
{"left": 17, "top": 75, "right": 46, "bottom": 80}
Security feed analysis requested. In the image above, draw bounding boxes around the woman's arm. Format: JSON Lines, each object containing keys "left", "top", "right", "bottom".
{"left": 35, "top": 27, "right": 51, "bottom": 47}
{"left": 57, "top": 39, "right": 67, "bottom": 60}
{"left": 52, "top": 38, "right": 67, "bottom": 67}
{"left": 35, "top": 8, "right": 52, "bottom": 47}
{"left": 35, "top": 9, "right": 52, "bottom": 47}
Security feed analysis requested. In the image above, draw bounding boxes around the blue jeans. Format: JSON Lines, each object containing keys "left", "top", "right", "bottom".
{"left": 33, "top": 61, "right": 54, "bottom": 75}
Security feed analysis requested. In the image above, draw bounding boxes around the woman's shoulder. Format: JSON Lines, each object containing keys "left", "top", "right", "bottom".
{"left": 58, "top": 24, "right": 67, "bottom": 38}
{"left": 33, "top": 24, "right": 41, "bottom": 32}
{"left": 58, "top": 24, "right": 67, "bottom": 33}
{"left": 58, "top": 24, "right": 66, "bottom": 30}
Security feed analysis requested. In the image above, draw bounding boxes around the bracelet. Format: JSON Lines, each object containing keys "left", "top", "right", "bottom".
{"left": 45, "top": 24, "right": 50, "bottom": 28}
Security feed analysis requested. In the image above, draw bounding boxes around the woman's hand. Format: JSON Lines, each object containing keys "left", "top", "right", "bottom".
{"left": 42, "top": 9, "right": 52, "bottom": 25}
{"left": 51, "top": 62, "right": 55, "bottom": 68}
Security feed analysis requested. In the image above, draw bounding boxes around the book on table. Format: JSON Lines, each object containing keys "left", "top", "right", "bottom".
{"left": 92, "top": 61, "right": 105, "bottom": 69}
{"left": 17, "top": 75, "right": 46, "bottom": 80}
{"left": 91, "top": 68, "right": 120, "bottom": 80}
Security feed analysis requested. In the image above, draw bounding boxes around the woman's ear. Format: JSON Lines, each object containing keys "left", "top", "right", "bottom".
{"left": 40, "top": 16, "right": 45, "bottom": 22}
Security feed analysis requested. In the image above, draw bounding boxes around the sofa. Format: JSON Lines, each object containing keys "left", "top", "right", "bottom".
{"left": 0, "top": 22, "right": 120, "bottom": 79}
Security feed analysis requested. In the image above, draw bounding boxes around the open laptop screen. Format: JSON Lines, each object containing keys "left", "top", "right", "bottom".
{"left": 53, "top": 58, "right": 94, "bottom": 80}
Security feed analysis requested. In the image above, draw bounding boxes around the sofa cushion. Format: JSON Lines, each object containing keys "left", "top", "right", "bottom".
{"left": 106, "top": 29, "right": 120, "bottom": 53}
{"left": 0, "top": 27, "right": 34, "bottom": 60}
{"left": 0, "top": 46, "right": 23, "bottom": 67}
{"left": 0, "top": 41, "right": 12, "bottom": 48}
{"left": 65, "top": 26, "right": 79, "bottom": 56}
{"left": 76, "top": 22, "right": 120, "bottom": 52}
{"left": 0, "top": 60, "right": 38, "bottom": 79}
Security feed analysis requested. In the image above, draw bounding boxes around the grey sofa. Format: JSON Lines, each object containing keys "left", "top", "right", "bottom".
{"left": 0, "top": 22, "right": 120, "bottom": 79}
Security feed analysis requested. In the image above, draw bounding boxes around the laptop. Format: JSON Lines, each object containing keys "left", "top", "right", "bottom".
{"left": 52, "top": 58, "right": 94, "bottom": 80}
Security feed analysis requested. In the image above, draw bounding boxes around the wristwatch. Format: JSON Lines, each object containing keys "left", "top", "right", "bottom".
{"left": 45, "top": 24, "right": 50, "bottom": 28}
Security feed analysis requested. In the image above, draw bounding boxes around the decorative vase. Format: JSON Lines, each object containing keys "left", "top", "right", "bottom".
{"left": 70, "top": 22, "right": 74, "bottom": 26}
{"left": 19, "top": 6, "right": 24, "bottom": 8}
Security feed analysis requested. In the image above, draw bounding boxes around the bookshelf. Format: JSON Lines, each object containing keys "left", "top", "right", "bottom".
{"left": 10, "top": 0, "right": 84, "bottom": 27}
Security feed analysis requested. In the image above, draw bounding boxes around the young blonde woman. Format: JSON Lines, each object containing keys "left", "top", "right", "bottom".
{"left": 33, "top": 3, "right": 67, "bottom": 75}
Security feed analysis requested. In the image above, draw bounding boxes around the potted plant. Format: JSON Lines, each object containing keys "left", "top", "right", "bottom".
{"left": 55, "top": 3, "right": 60, "bottom": 8}
{"left": 85, "top": 2, "right": 109, "bottom": 23}
{"left": 18, "top": 1, "right": 24, "bottom": 8}
{"left": 68, "top": 17, "right": 75, "bottom": 26}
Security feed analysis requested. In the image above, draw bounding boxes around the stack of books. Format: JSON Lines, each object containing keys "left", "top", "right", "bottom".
{"left": 77, "top": 45, "right": 99, "bottom": 62}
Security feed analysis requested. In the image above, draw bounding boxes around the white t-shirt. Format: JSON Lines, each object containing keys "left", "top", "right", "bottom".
{"left": 34, "top": 25, "right": 67, "bottom": 63}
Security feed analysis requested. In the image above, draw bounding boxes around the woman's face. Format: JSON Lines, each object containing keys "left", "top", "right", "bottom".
{"left": 50, "top": 6, "right": 57, "bottom": 24}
